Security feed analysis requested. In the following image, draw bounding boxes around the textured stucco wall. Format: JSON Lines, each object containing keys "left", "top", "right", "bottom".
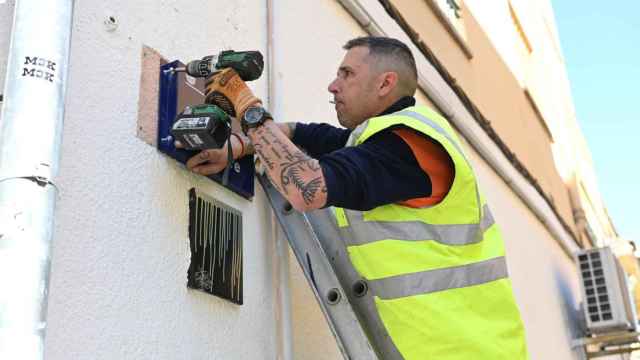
{"left": 6, "top": 1, "right": 281, "bottom": 358}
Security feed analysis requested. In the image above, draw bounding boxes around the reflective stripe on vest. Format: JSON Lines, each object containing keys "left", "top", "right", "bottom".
{"left": 343, "top": 214, "right": 505, "bottom": 280}
{"left": 335, "top": 106, "right": 529, "bottom": 359}
{"left": 351, "top": 107, "right": 482, "bottom": 225}
{"left": 339, "top": 204, "right": 495, "bottom": 246}
{"left": 394, "top": 109, "right": 483, "bottom": 216}
{"left": 369, "top": 256, "right": 508, "bottom": 299}
{"left": 395, "top": 110, "right": 468, "bottom": 162}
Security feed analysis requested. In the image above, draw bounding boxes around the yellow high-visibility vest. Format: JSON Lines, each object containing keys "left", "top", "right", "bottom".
{"left": 333, "top": 106, "right": 529, "bottom": 359}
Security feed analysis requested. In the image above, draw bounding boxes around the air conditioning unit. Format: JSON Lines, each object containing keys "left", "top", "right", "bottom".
{"left": 577, "top": 247, "right": 638, "bottom": 334}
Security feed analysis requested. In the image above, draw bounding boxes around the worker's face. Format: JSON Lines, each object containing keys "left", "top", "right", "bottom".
{"left": 328, "top": 47, "right": 382, "bottom": 129}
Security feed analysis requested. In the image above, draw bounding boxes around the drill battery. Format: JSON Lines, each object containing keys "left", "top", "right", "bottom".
{"left": 171, "top": 104, "right": 231, "bottom": 150}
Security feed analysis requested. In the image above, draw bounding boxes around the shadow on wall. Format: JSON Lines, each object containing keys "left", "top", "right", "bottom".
{"left": 553, "top": 262, "right": 588, "bottom": 360}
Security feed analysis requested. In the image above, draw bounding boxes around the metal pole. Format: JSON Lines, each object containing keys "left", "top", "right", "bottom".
{"left": 0, "top": 0, "right": 74, "bottom": 358}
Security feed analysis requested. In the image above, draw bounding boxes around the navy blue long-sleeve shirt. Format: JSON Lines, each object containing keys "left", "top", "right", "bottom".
{"left": 292, "top": 97, "right": 434, "bottom": 211}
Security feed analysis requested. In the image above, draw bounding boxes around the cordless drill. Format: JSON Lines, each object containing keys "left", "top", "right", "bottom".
{"left": 170, "top": 50, "right": 264, "bottom": 151}
{"left": 183, "top": 50, "right": 263, "bottom": 81}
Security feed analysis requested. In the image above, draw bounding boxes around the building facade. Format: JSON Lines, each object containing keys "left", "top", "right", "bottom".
{"left": 0, "top": 0, "right": 630, "bottom": 359}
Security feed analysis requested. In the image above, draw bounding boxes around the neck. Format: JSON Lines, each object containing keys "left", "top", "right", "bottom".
{"left": 349, "top": 95, "right": 414, "bottom": 129}
{"left": 374, "top": 95, "right": 402, "bottom": 115}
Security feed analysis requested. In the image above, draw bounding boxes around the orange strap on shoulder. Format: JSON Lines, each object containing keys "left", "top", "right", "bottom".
{"left": 392, "top": 128, "right": 455, "bottom": 208}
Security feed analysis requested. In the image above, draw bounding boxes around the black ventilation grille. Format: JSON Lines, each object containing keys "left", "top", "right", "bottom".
{"left": 187, "top": 188, "right": 243, "bottom": 305}
{"left": 578, "top": 251, "right": 612, "bottom": 322}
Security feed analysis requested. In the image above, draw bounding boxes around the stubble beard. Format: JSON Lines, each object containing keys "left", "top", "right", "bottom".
{"left": 337, "top": 111, "right": 356, "bottom": 129}
{"left": 335, "top": 106, "right": 350, "bottom": 128}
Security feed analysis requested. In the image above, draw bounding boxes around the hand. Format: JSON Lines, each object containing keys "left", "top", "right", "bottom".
{"left": 176, "top": 134, "right": 246, "bottom": 176}
{"left": 204, "top": 68, "right": 261, "bottom": 119}
{"left": 185, "top": 148, "right": 230, "bottom": 176}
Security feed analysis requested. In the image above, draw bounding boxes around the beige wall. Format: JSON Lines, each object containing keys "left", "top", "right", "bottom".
{"left": 619, "top": 254, "right": 640, "bottom": 314}
{"left": 467, "top": 0, "right": 618, "bottom": 247}
{"left": 393, "top": 0, "right": 578, "bottom": 239}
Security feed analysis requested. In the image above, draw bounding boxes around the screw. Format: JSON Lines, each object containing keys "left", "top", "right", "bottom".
{"left": 160, "top": 135, "right": 173, "bottom": 144}
{"left": 104, "top": 16, "right": 118, "bottom": 32}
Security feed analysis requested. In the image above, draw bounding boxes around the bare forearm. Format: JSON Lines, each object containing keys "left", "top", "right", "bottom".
{"left": 247, "top": 120, "right": 326, "bottom": 211}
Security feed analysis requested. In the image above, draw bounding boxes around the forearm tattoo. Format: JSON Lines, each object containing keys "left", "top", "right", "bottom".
{"left": 279, "top": 153, "right": 324, "bottom": 204}
{"left": 251, "top": 123, "right": 326, "bottom": 205}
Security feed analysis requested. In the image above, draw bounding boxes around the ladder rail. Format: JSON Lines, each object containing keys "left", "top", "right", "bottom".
{"left": 258, "top": 174, "right": 378, "bottom": 359}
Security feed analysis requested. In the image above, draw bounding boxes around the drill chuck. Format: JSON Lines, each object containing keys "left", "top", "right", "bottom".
{"left": 185, "top": 56, "right": 218, "bottom": 78}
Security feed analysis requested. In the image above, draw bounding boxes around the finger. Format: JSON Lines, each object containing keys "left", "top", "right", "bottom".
{"left": 186, "top": 150, "right": 211, "bottom": 170}
{"left": 192, "top": 163, "right": 225, "bottom": 176}
{"left": 174, "top": 140, "right": 184, "bottom": 149}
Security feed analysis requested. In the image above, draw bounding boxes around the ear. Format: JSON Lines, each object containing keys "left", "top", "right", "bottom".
{"left": 377, "top": 72, "right": 398, "bottom": 97}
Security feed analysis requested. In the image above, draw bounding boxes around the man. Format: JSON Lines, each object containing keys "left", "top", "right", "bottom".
{"left": 185, "top": 36, "right": 529, "bottom": 359}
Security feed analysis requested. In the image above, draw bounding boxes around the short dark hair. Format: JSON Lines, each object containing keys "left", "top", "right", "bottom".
{"left": 344, "top": 36, "right": 418, "bottom": 95}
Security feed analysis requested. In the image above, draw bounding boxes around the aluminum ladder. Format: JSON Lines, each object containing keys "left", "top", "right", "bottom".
{"left": 258, "top": 174, "right": 378, "bottom": 359}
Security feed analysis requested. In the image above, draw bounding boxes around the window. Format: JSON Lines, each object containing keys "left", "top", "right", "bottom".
{"left": 446, "top": 0, "right": 462, "bottom": 19}
{"left": 426, "top": 0, "right": 472, "bottom": 58}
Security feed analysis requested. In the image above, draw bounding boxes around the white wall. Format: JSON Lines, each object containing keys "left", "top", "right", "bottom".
{"left": 2, "top": 1, "right": 281, "bottom": 358}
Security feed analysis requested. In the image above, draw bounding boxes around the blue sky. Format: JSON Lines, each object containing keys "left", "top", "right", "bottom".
{"left": 551, "top": 1, "right": 640, "bottom": 244}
